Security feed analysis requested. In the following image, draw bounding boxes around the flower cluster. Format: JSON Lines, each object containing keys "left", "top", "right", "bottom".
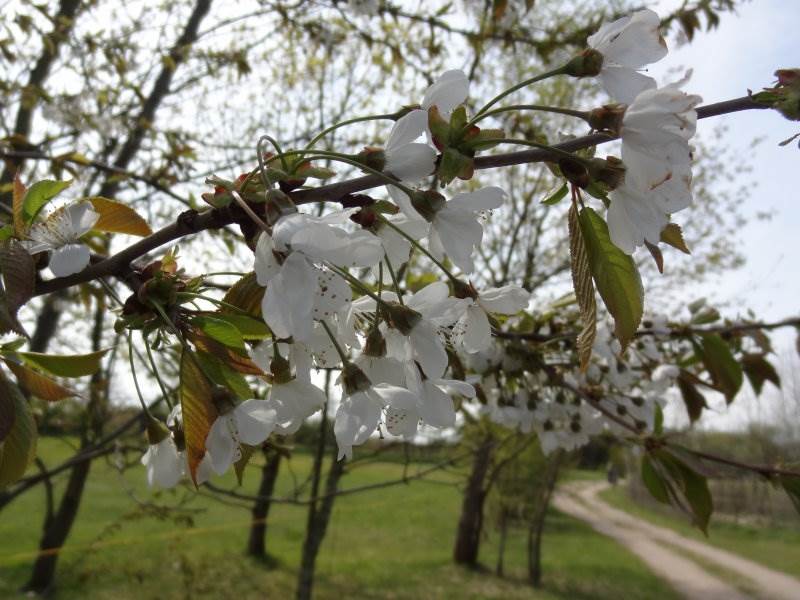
{"left": 138, "top": 8, "right": 720, "bottom": 487}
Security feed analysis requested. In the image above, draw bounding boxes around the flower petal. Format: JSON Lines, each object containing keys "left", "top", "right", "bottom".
{"left": 49, "top": 243, "right": 91, "bottom": 277}
{"left": 234, "top": 399, "right": 277, "bottom": 445}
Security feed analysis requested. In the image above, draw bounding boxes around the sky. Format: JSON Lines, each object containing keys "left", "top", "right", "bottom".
{"left": 650, "top": 0, "right": 800, "bottom": 429}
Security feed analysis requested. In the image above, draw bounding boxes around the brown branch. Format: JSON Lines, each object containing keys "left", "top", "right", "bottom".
{"left": 30, "top": 95, "right": 768, "bottom": 299}
{"left": 670, "top": 445, "right": 800, "bottom": 479}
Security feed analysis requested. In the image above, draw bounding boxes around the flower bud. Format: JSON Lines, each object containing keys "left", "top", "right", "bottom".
{"left": 409, "top": 190, "right": 446, "bottom": 222}
{"left": 354, "top": 147, "right": 387, "bottom": 172}
{"left": 565, "top": 48, "right": 604, "bottom": 78}
{"left": 363, "top": 328, "right": 387, "bottom": 357}
{"left": 211, "top": 386, "right": 237, "bottom": 415}
{"left": 270, "top": 354, "right": 292, "bottom": 384}
{"left": 146, "top": 417, "right": 171, "bottom": 445}
{"left": 384, "top": 302, "right": 422, "bottom": 335}
{"left": 341, "top": 362, "right": 372, "bottom": 395}
{"left": 588, "top": 104, "right": 626, "bottom": 134}
{"left": 586, "top": 156, "right": 626, "bottom": 190}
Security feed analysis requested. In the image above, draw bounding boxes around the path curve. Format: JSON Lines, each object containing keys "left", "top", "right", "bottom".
{"left": 553, "top": 481, "right": 800, "bottom": 600}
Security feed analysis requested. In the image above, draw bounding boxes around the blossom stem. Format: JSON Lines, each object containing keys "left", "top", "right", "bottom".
{"left": 279, "top": 149, "right": 417, "bottom": 196}
{"left": 471, "top": 104, "right": 589, "bottom": 126}
{"left": 176, "top": 291, "right": 253, "bottom": 315}
{"left": 304, "top": 113, "right": 397, "bottom": 150}
{"left": 327, "top": 263, "right": 385, "bottom": 305}
{"left": 127, "top": 331, "right": 153, "bottom": 418}
{"left": 383, "top": 257, "right": 404, "bottom": 306}
{"left": 468, "top": 65, "right": 570, "bottom": 127}
{"left": 258, "top": 134, "right": 289, "bottom": 174}
{"left": 143, "top": 332, "right": 173, "bottom": 409}
{"left": 378, "top": 216, "right": 459, "bottom": 283}
{"left": 231, "top": 190, "right": 270, "bottom": 233}
{"left": 320, "top": 319, "right": 349, "bottom": 365}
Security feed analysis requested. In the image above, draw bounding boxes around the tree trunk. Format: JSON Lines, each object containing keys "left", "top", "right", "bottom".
{"left": 527, "top": 452, "right": 564, "bottom": 587}
{"left": 246, "top": 450, "right": 282, "bottom": 560}
{"left": 23, "top": 459, "right": 90, "bottom": 594}
{"left": 296, "top": 445, "right": 345, "bottom": 600}
{"left": 495, "top": 508, "right": 508, "bottom": 577}
{"left": 453, "top": 433, "right": 494, "bottom": 567}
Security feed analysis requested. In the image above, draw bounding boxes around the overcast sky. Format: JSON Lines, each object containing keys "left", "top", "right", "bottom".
{"left": 651, "top": 0, "right": 799, "bottom": 429}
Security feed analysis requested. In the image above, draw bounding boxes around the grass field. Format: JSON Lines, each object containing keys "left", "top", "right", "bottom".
{"left": 0, "top": 437, "right": 680, "bottom": 599}
{"left": 600, "top": 485, "right": 800, "bottom": 579}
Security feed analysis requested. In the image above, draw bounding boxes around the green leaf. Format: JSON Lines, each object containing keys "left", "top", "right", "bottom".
{"left": 206, "top": 313, "right": 270, "bottom": 340}
{"left": 22, "top": 179, "right": 72, "bottom": 225}
{"left": 741, "top": 353, "right": 780, "bottom": 396}
{"left": 641, "top": 455, "right": 670, "bottom": 504}
{"left": 699, "top": 334, "right": 743, "bottom": 403}
{"left": 578, "top": 207, "right": 644, "bottom": 349}
{"left": 190, "top": 316, "right": 246, "bottom": 351}
{"left": 194, "top": 351, "right": 251, "bottom": 400}
{"left": 0, "top": 376, "right": 37, "bottom": 487}
{"left": 17, "top": 349, "right": 109, "bottom": 378}
{"left": 677, "top": 370, "right": 707, "bottom": 423}
{"left": 180, "top": 351, "right": 217, "bottom": 484}
{"left": 541, "top": 183, "right": 567, "bottom": 206}
{"left": 87, "top": 196, "right": 153, "bottom": 236}
{"left": 650, "top": 449, "right": 713, "bottom": 534}
{"left": 660, "top": 223, "right": 691, "bottom": 254}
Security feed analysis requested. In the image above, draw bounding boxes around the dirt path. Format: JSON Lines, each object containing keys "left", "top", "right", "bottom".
{"left": 553, "top": 481, "right": 800, "bottom": 600}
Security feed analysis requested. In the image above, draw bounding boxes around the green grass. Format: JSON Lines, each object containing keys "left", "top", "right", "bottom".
{"left": 0, "top": 438, "right": 678, "bottom": 599}
{"left": 600, "top": 485, "right": 800, "bottom": 579}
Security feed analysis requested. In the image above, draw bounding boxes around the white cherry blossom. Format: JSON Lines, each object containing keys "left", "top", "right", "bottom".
{"left": 206, "top": 400, "right": 277, "bottom": 475}
{"left": 428, "top": 187, "right": 506, "bottom": 273}
{"left": 266, "top": 378, "right": 327, "bottom": 434}
{"left": 141, "top": 435, "right": 184, "bottom": 489}
{"left": 588, "top": 9, "right": 668, "bottom": 103}
{"left": 452, "top": 285, "right": 530, "bottom": 353}
{"left": 23, "top": 201, "right": 99, "bottom": 277}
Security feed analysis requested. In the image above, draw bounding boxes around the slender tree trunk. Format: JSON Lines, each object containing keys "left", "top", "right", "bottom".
{"left": 495, "top": 508, "right": 508, "bottom": 577}
{"left": 23, "top": 459, "right": 91, "bottom": 594}
{"left": 23, "top": 299, "right": 107, "bottom": 594}
{"left": 246, "top": 450, "right": 282, "bottom": 560}
{"left": 453, "top": 433, "right": 494, "bottom": 567}
{"left": 527, "top": 452, "right": 564, "bottom": 587}
{"left": 296, "top": 444, "right": 345, "bottom": 600}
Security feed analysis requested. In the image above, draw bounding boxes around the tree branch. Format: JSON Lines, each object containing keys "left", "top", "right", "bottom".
{"left": 30, "top": 96, "right": 768, "bottom": 299}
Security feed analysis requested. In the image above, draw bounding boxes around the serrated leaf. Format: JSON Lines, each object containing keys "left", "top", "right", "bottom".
{"left": 190, "top": 316, "right": 246, "bottom": 351}
{"left": 0, "top": 376, "right": 37, "bottom": 487}
{"left": 180, "top": 351, "right": 217, "bottom": 484}
{"left": 0, "top": 239, "right": 36, "bottom": 317}
{"left": 21, "top": 179, "right": 72, "bottom": 226}
{"left": 222, "top": 272, "right": 264, "bottom": 317}
{"left": 641, "top": 455, "right": 670, "bottom": 504}
{"left": 541, "top": 183, "right": 567, "bottom": 206}
{"left": 741, "top": 353, "right": 780, "bottom": 396}
{"left": 677, "top": 370, "right": 707, "bottom": 423}
{"left": 12, "top": 174, "right": 26, "bottom": 237}
{"left": 660, "top": 223, "right": 690, "bottom": 254}
{"left": 699, "top": 334, "right": 743, "bottom": 403}
{"left": 651, "top": 449, "right": 713, "bottom": 534}
{"left": 4, "top": 360, "right": 75, "bottom": 401}
{"left": 87, "top": 196, "right": 153, "bottom": 236}
{"left": 189, "top": 330, "right": 263, "bottom": 376}
{"left": 17, "top": 348, "right": 109, "bottom": 378}
{"left": 578, "top": 207, "right": 643, "bottom": 350}
{"left": 644, "top": 240, "right": 664, "bottom": 274}
{"left": 568, "top": 203, "right": 596, "bottom": 371}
